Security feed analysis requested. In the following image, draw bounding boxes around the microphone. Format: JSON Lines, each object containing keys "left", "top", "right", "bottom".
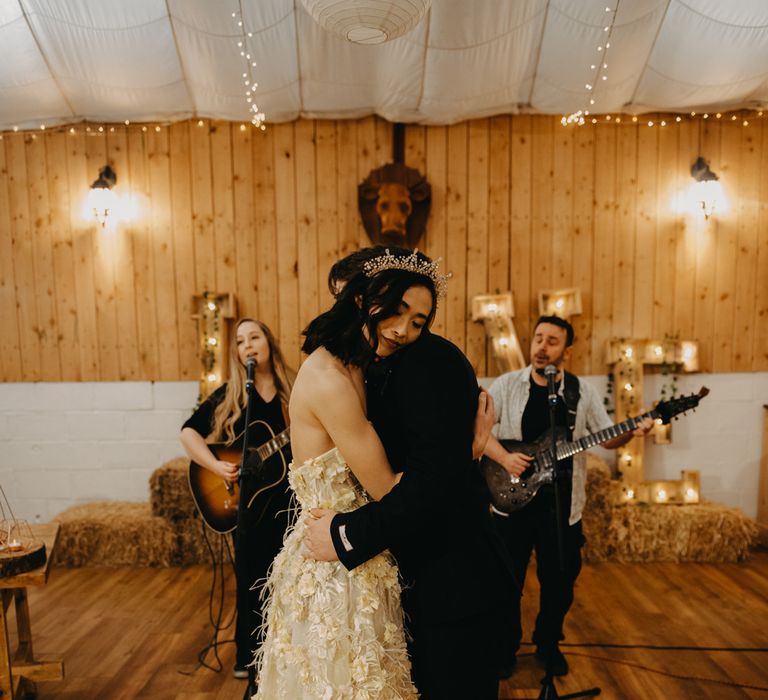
{"left": 245, "top": 357, "right": 256, "bottom": 392}
{"left": 543, "top": 364, "right": 558, "bottom": 406}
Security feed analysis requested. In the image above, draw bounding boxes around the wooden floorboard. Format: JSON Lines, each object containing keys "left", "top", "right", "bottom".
{"left": 5, "top": 553, "right": 768, "bottom": 699}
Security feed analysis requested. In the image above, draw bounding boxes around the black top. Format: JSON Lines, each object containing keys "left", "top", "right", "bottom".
{"left": 522, "top": 376, "right": 567, "bottom": 443}
{"left": 182, "top": 383, "right": 286, "bottom": 441}
{"left": 331, "top": 331, "right": 514, "bottom": 626}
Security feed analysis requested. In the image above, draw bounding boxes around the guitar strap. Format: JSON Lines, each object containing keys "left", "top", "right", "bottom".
{"left": 562, "top": 370, "right": 580, "bottom": 439}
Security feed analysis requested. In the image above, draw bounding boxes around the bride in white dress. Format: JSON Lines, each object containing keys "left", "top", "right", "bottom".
{"left": 253, "top": 251, "right": 442, "bottom": 699}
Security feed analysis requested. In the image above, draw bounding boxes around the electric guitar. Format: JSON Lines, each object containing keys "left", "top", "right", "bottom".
{"left": 481, "top": 387, "right": 709, "bottom": 515}
{"left": 187, "top": 420, "right": 290, "bottom": 534}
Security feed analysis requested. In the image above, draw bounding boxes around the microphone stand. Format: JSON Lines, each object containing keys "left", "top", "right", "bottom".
{"left": 547, "top": 367, "right": 567, "bottom": 577}
{"left": 239, "top": 358, "right": 257, "bottom": 520}
{"left": 522, "top": 366, "right": 600, "bottom": 700}
{"left": 236, "top": 360, "right": 257, "bottom": 569}
{"left": 238, "top": 359, "right": 258, "bottom": 696}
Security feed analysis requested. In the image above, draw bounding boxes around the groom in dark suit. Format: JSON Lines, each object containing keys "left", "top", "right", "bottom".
{"left": 306, "top": 328, "right": 515, "bottom": 699}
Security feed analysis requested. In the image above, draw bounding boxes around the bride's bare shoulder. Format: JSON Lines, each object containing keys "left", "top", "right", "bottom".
{"left": 294, "top": 348, "right": 353, "bottom": 396}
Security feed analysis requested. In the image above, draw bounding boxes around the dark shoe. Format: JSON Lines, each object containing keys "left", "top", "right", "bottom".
{"left": 233, "top": 663, "right": 249, "bottom": 679}
{"left": 498, "top": 656, "right": 517, "bottom": 679}
{"left": 535, "top": 645, "right": 569, "bottom": 676}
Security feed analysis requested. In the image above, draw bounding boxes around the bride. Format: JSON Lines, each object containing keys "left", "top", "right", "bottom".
{"left": 253, "top": 250, "right": 444, "bottom": 699}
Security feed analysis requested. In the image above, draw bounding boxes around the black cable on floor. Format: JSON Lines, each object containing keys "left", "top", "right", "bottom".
{"left": 520, "top": 641, "right": 768, "bottom": 653}
{"left": 516, "top": 642, "right": 768, "bottom": 693}
{"left": 565, "top": 650, "right": 768, "bottom": 693}
{"left": 178, "top": 520, "right": 237, "bottom": 676}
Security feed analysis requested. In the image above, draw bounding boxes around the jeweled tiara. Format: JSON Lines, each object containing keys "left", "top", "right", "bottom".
{"left": 362, "top": 248, "right": 450, "bottom": 298}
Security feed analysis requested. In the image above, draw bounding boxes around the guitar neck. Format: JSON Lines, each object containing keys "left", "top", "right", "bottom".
{"left": 557, "top": 409, "right": 659, "bottom": 460}
{"left": 250, "top": 428, "right": 290, "bottom": 462}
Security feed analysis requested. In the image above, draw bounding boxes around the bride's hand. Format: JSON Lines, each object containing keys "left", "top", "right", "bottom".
{"left": 304, "top": 509, "right": 340, "bottom": 561}
{"left": 472, "top": 389, "right": 495, "bottom": 460}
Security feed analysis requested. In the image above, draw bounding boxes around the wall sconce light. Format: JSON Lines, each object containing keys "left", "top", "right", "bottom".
{"left": 690, "top": 156, "right": 721, "bottom": 220}
{"left": 87, "top": 165, "right": 118, "bottom": 227}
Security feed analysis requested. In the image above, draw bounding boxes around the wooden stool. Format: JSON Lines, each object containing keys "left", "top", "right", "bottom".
{"left": 0, "top": 523, "right": 64, "bottom": 699}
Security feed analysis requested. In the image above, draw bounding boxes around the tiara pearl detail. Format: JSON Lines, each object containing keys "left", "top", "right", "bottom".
{"left": 362, "top": 248, "right": 450, "bottom": 298}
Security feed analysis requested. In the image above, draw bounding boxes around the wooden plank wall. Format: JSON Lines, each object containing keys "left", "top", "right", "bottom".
{"left": 0, "top": 115, "right": 767, "bottom": 382}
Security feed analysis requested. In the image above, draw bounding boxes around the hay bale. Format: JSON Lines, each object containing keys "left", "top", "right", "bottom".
{"left": 172, "top": 516, "right": 217, "bottom": 566}
{"left": 582, "top": 454, "right": 618, "bottom": 563}
{"left": 609, "top": 501, "right": 757, "bottom": 563}
{"left": 150, "top": 457, "right": 198, "bottom": 521}
{"left": 580, "top": 452, "right": 757, "bottom": 563}
{"left": 53, "top": 501, "right": 177, "bottom": 567}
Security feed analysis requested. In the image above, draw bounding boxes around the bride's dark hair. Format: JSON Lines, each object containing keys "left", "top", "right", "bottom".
{"left": 302, "top": 254, "right": 438, "bottom": 366}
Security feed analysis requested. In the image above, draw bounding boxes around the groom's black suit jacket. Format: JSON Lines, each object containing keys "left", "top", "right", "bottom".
{"left": 330, "top": 331, "right": 514, "bottom": 627}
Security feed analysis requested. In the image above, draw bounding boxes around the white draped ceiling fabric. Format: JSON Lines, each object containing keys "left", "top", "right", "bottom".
{"left": 2, "top": 0, "right": 768, "bottom": 131}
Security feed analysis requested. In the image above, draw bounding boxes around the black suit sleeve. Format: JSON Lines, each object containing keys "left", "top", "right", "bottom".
{"left": 331, "top": 339, "right": 478, "bottom": 570}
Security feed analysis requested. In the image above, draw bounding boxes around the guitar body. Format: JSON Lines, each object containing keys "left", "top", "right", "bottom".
{"left": 188, "top": 420, "right": 289, "bottom": 534}
{"left": 480, "top": 426, "right": 571, "bottom": 515}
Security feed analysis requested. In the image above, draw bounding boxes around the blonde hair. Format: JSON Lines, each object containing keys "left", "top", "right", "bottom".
{"left": 212, "top": 318, "right": 295, "bottom": 443}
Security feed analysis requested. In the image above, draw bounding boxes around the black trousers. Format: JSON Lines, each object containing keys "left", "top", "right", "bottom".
{"left": 492, "top": 485, "right": 584, "bottom": 658}
{"left": 233, "top": 481, "right": 292, "bottom": 668}
{"left": 408, "top": 611, "right": 501, "bottom": 700}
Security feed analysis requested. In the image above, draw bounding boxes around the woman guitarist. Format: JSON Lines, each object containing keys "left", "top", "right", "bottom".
{"left": 180, "top": 318, "right": 294, "bottom": 693}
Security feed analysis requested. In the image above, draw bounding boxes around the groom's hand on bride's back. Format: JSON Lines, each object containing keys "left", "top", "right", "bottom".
{"left": 304, "top": 509, "right": 340, "bottom": 561}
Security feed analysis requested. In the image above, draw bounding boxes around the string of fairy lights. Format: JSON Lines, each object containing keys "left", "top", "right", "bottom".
{"left": 562, "top": 3, "right": 619, "bottom": 126}
{"left": 0, "top": 120, "right": 262, "bottom": 138}
{"left": 0, "top": 105, "right": 765, "bottom": 141}
{"left": 231, "top": 1, "right": 266, "bottom": 130}
{"left": 568, "top": 109, "right": 763, "bottom": 128}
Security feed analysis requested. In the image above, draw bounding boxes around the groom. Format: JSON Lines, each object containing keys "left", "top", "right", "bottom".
{"left": 306, "top": 317, "right": 515, "bottom": 698}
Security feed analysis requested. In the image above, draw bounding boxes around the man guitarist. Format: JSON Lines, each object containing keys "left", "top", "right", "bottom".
{"left": 484, "top": 315, "right": 653, "bottom": 678}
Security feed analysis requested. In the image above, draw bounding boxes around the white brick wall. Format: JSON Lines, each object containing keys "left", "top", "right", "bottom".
{"left": 0, "top": 374, "right": 765, "bottom": 522}
{"left": 480, "top": 372, "right": 767, "bottom": 519}
{"left": 0, "top": 381, "right": 198, "bottom": 522}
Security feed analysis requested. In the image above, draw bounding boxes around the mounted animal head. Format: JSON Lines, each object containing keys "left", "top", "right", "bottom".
{"left": 358, "top": 163, "right": 431, "bottom": 248}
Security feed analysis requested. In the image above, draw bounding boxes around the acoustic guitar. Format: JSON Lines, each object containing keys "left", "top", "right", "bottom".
{"left": 481, "top": 387, "right": 709, "bottom": 515}
{"left": 187, "top": 420, "right": 290, "bottom": 534}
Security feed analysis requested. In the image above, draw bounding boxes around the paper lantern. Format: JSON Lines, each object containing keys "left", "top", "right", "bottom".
{"left": 301, "top": 0, "right": 432, "bottom": 44}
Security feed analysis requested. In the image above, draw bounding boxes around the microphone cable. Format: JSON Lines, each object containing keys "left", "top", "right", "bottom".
{"left": 178, "top": 518, "right": 237, "bottom": 676}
